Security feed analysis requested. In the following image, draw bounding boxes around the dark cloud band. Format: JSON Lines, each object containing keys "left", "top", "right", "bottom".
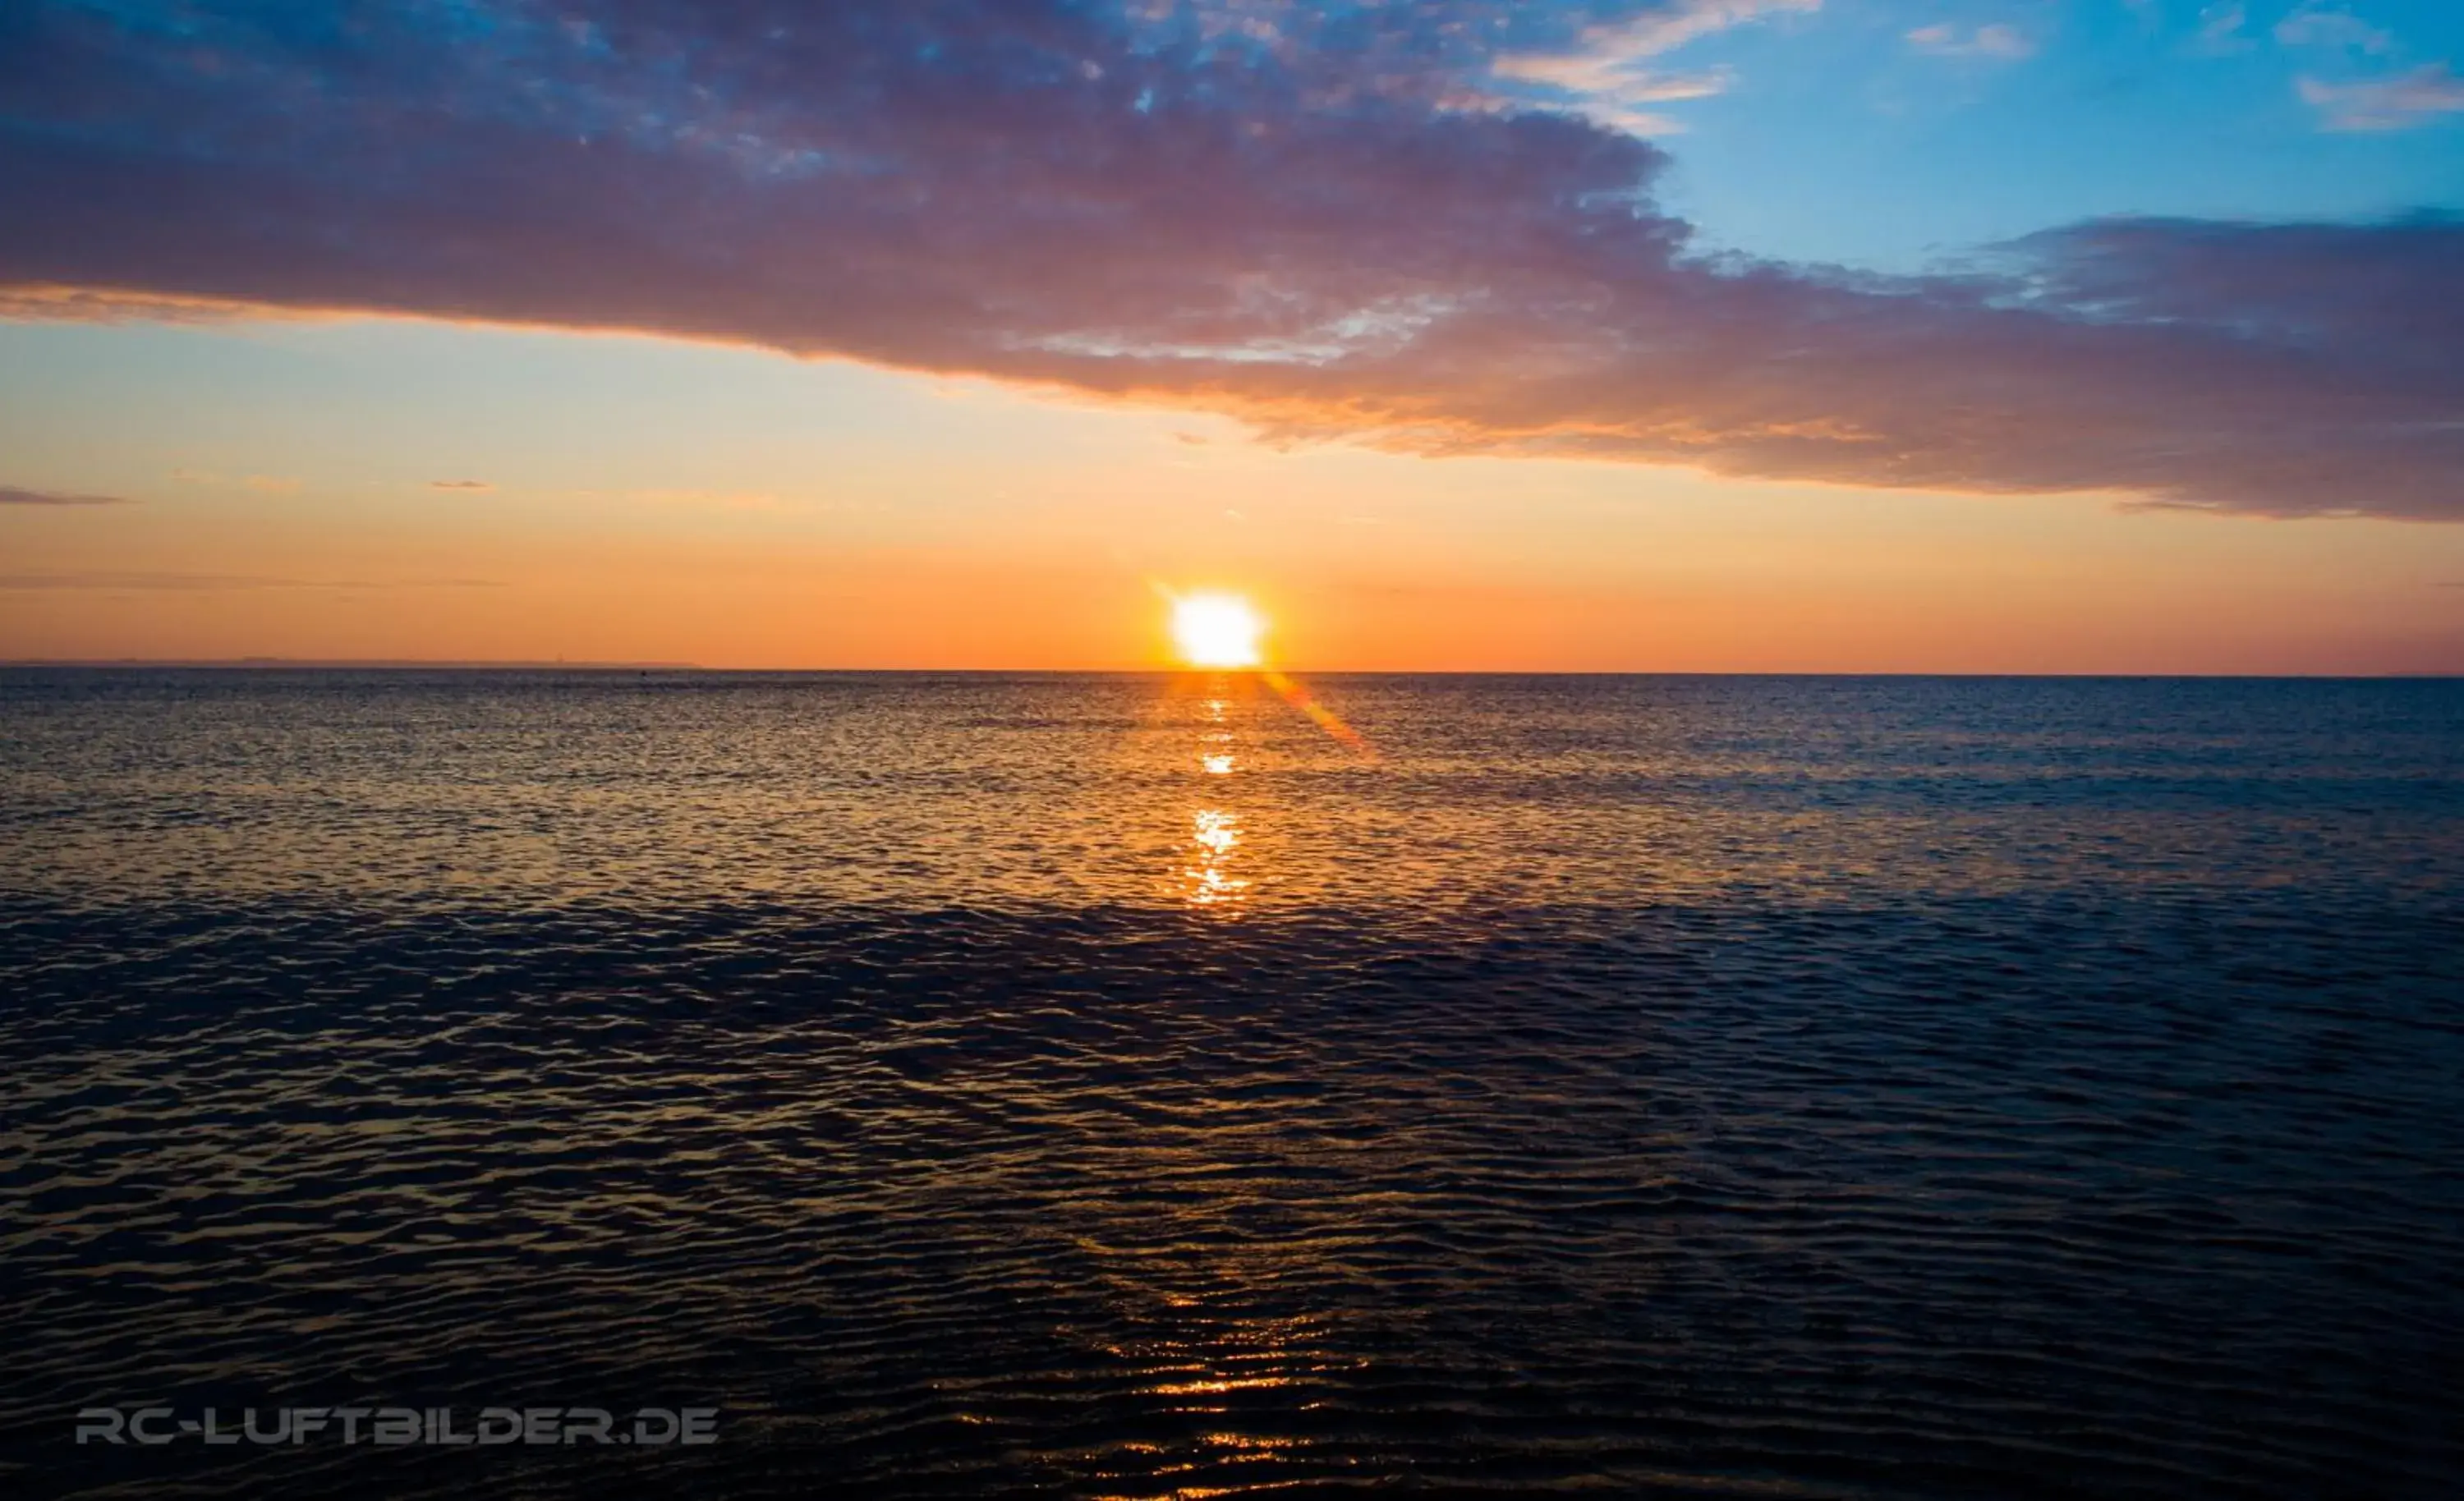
{"left": 0, "top": 484, "right": 131, "bottom": 507}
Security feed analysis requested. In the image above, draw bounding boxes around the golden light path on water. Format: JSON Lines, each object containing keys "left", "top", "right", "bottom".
{"left": 1157, "top": 583, "right": 1375, "bottom": 911}
{"left": 1175, "top": 678, "right": 1372, "bottom": 911}
{"left": 1139, "top": 660, "right": 1379, "bottom": 1467}
{"left": 1183, "top": 691, "right": 1248, "bottom": 909}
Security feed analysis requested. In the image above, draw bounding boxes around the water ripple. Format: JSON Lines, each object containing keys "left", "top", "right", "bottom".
{"left": 2, "top": 672, "right": 2461, "bottom": 1498}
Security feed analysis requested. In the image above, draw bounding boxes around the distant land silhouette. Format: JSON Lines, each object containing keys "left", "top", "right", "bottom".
{"left": 2, "top": 658, "right": 703, "bottom": 670}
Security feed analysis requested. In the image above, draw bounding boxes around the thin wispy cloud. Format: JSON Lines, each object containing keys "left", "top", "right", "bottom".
{"left": 1492, "top": 0, "right": 1817, "bottom": 131}
{"left": 0, "top": 484, "right": 132, "bottom": 507}
{"left": 1490, "top": 56, "right": 1734, "bottom": 134}
{"left": 1571, "top": 0, "right": 1823, "bottom": 59}
{"left": 2300, "top": 63, "right": 2464, "bottom": 129}
{"left": 0, "top": 571, "right": 503, "bottom": 590}
{"left": 2, "top": 1, "right": 2460, "bottom": 519}
{"left": 2192, "top": 1, "right": 2255, "bottom": 54}
{"left": 430, "top": 479, "right": 494, "bottom": 490}
{"left": 1905, "top": 24, "right": 2036, "bottom": 61}
{"left": 171, "top": 468, "right": 303, "bottom": 493}
{"left": 625, "top": 489, "right": 788, "bottom": 512}
{"left": 2269, "top": 1, "right": 2457, "bottom": 132}
{"left": 2273, "top": 2, "right": 2396, "bottom": 54}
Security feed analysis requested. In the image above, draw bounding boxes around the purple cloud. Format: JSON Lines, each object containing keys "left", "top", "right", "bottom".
{"left": 1, "top": 1, "right": 2460, "bottom": 518}
{"left": 0, "top": 484, "right": 132, "bottom": 507}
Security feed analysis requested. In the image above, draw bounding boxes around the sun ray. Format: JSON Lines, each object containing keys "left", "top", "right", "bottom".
{"left": 1260, "top": 668, "right": 1372, "bottom": 758}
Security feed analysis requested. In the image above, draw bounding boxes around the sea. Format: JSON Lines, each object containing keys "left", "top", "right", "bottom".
{"left": 2, "top": 669, "right": 2459, "bottom": 1499}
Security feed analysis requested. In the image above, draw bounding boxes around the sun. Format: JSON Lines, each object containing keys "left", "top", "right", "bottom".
{"left": 1171, "top": 593, "right": 1264, "bottom": 668}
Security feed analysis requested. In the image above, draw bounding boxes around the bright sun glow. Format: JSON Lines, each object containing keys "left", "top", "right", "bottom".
{"left": 1171, "top": 594, "right": 1264, "bottom": 668}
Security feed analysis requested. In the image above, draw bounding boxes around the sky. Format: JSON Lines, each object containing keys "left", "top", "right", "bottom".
{"left": 2, "top": 0, "right": 2462, "bottom": 672}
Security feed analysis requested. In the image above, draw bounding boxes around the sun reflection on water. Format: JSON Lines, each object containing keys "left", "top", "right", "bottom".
{"left": 1183, "top": 808, "right": 1248, "bottom": 907}
{"left": 1179, "top": 684, "right": 1252, "bottom": 908}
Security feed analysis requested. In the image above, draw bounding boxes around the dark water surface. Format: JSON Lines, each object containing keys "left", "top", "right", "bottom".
{"left": 2, "top": 670, "right": 2460, "bottom": 1499}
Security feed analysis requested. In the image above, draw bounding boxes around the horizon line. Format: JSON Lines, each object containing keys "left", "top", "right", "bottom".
{"left": 4, "top": 659, "right": 2458, "bottom": 681}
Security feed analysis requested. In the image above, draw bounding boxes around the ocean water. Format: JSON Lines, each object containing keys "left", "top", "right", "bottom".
{"left": 2, "top": 669, "right": 2460, "bottom": 1499}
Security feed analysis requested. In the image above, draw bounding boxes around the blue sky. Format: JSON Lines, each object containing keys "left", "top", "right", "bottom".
{"left": 1653, "top": 1, "right": 2464, "bottom": 266}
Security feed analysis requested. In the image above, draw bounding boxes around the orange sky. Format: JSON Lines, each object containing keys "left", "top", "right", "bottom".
{"left": 2, "top": 318, "right": 2460, "bottom": 673}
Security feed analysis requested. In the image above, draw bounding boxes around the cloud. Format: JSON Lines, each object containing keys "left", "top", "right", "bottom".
{"left": 170, "top": 468, "right": 303, "bottom": 493}
{"left": 0, "top": 282, "right": 310, "bottom": 323}
{"left": 1491, "top": 0, "right": 1815, "bottom": 131}
{"left": 1905, "top": 24, "right": 2036, "bottom": 60}
{"left": 2192, "top": 2, "right": 2255, "bottom": 54}
{"left": 0, "top": 571, "right": 502, "bottom": 590}
{"left": 2, "top": 1, "right": 2461, "bottom": 520}
{"left": 429, "top": 478, "right": 494, "bottom": 490}
{"left": 0, "top": 484, "right": 131, "bottom": 507}
{"left": 2299, "top": 64, "right": 2464, "bottom": 130}
{"left": 1490, "top": 59, "right": 1734, "bottom": 135}
{"left": 2273, "top": 3, "right": 2394, "bottom": 55}
{"left": 1558, "top": 0, "right": 1823, "bottom": 61}
{"left": 623, "top": 489, "right": 784, "bottom": 510}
